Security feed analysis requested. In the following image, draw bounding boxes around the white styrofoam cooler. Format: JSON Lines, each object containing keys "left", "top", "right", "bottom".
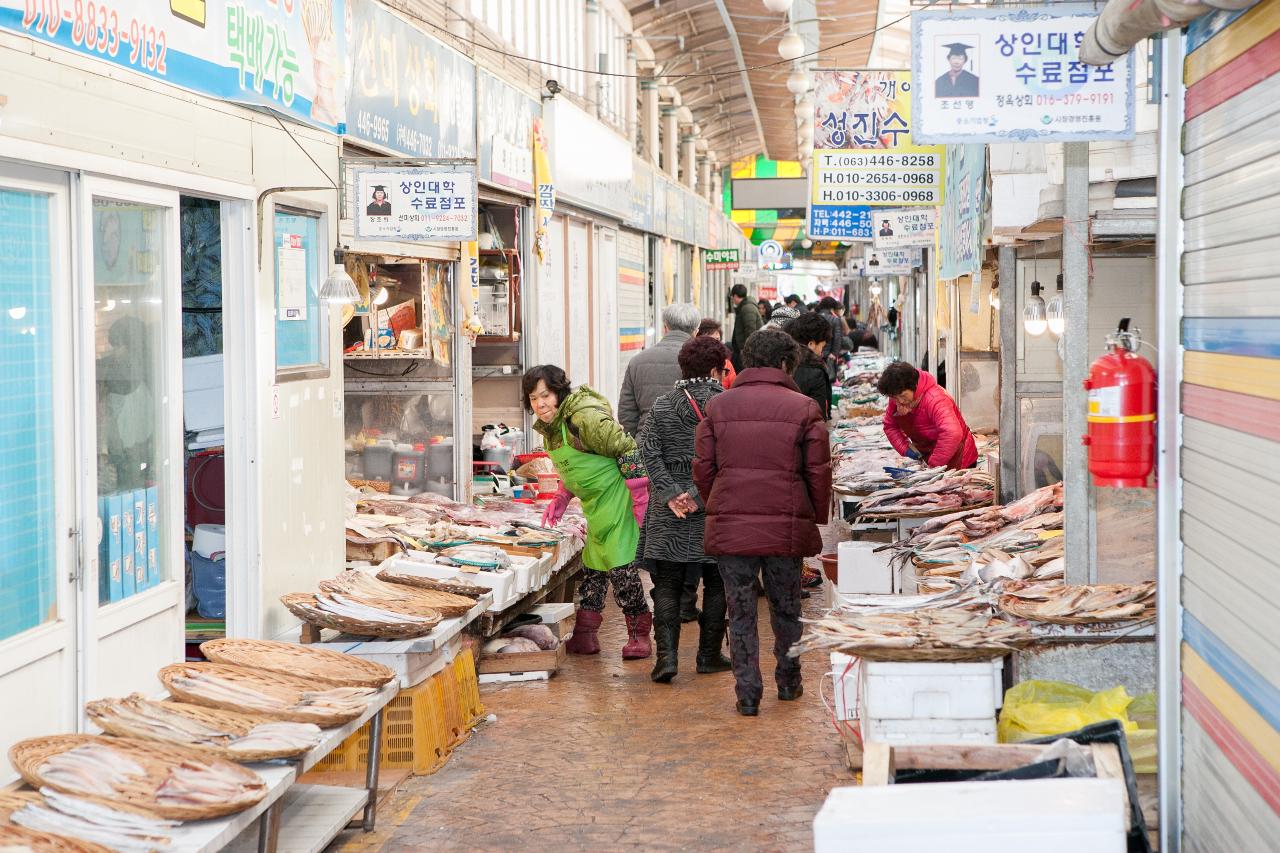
{"left": 836, "top": 541, "right": 894, "bottom": 594}
{"left": 813, "top": 779, "right": 1126, "bottom": 852}
{"left": 393, "top": 552, "right": 519, "bottom": 610}
{"left": 862, "top": 659, "right": 1004, "bottom": 720}
{"left": 861, "top": 716, "right": 996, "bottom": 745}
{"left": 827, "top": 653, "right": 861, "bottom": 722}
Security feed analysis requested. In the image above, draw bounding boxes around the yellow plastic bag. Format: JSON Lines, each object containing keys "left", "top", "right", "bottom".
{"left": 1126, "top": 693, "right": 1158, "bottom": 774}
{"left": 998, "top": 680, "right": 1139, "bottom": 744}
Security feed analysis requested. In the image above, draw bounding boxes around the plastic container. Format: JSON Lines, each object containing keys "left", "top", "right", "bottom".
{"left": 836, "top": 540, "right": 894, "bottom": 594}
{"left": 192, "top": 523, "right": 226, "bottom": 560}
{"left": 362, "top": 439, "right": 396, "bottom": 482}
{"left": 392, "top": 443, "right": 427, "bottom": 496}
{"left": 861, "top": 659, "right": 1004, "bottom": 721}
{"left": 482, "top": 445, "right": 514, "bottom": 472}
{"left": 827, "top": 653, "right": 861, "bottom": 722}
{"left": 860, "top": 715, "right": 997, "bottom": 745}
{"left": 190, "top": 552, "right": 226, "bottom": 619}
{"left": 535, "top": 471, "right": 562, "bottom": 496}
{"left": 394, "top": 553, "right": 517, "bottom": 610}
{"left": 428, "top": 438, "right": 454, "bottom": 480}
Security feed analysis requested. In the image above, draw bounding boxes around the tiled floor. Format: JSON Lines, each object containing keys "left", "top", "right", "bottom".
{"left": 331, "top": 586, "right": 852, "bottom": 852}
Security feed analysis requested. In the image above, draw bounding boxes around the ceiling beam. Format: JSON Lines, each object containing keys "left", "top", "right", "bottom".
{"left": 711, "top": 0, "right": 767, "bottom": 160}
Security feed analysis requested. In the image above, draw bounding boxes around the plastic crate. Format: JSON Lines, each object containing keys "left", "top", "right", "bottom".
{"left": 429, "top": 668, "right": 469, "bottom": 748}
{"left": 312, "top": 678, "right": 451, "bottom": 776}
{"left": 451, "top": 648, "right": 485, "bottom": 729}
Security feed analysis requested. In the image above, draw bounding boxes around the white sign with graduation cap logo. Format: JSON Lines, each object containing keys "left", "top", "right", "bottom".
{"left": 354, "top": 166, "right": 478, "bottom": 242}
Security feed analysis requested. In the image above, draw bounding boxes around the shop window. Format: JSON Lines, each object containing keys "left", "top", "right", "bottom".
{"left": 0, "top": 189, "right": 56, "bottom": 640}
{"left": 273, "top": 208, "right": 328, "bottom": 378}
{"left": 180, "top": 197, "right": 223, "bottom": 358}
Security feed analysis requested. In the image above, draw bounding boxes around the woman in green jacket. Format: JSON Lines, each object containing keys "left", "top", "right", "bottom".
{"left": 524, "top": 365, "right": 652, "bottom": 659}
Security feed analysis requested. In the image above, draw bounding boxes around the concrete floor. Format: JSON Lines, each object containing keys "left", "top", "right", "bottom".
{"left": 332, "top": 588, "right": 850, "bottom": 852}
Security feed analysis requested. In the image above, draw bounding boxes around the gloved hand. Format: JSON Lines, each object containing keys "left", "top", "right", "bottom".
{"left": 625, "top": 477, "right": 649, "bottom": 527}
{"left": 541, "top": 486, "right": 573, "bottom": 528}
{"left": 904, "top": 447, "right": 922, "bottom": 461}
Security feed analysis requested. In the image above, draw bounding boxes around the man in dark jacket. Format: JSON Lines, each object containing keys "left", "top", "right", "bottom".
{"left": 694, "top": 329, "right": 832, "bottom": 716}
{"left": 729, "top": 284, "right": 762, "bottom": 371}
{"left": 618, "top": 302, "right": 700, "bottom": 436}
{"left": 784, "top": 312, "right": 834, "bottom": 420}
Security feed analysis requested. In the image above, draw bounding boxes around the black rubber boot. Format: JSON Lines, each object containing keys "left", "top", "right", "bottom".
{"left": 650, "top": 565, "right": 683, "bottom": 683}
{"left": 696, "top": 564, "right": 732, "bottom": 674}
{"left": 680, "top": 566, "right": 701, "bottom": 623}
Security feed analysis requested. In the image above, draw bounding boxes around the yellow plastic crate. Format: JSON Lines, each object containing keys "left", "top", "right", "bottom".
{"left": 451, "top": 648, "right": 485, "bottom": 729}
{"left": 428, "top": 668, "right": 469, "bottom": 749}
{"left": 312, "top": 677, "right": 452, "bottom": 776}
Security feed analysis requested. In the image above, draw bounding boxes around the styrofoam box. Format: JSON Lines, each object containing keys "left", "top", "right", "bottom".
{"left": 861, "top": 715, "right": 996, "bottom": 745}
{"left": 509, "top": 554, "right": 538, "bottom": 595}
{"left": 828, "top": 654, "right": 860, "bottom": 722}
{"left": 836, "top": 541, "right": 894, "bottom": 594}
{"left": 813, "top": 779, "right": 1126, "bottom": 852}
{"left": 393, "top": 553, "right": 518, "bottom": 611}
{"left": 530, "top": 602, "right": 574, "bottom": 623}
{"left": 861, "top": 659, "right": 1004, "bottom": 721}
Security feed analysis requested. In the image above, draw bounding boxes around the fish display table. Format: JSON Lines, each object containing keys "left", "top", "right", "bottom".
{"left": 168, "top": 681, "right": 399, "bottom": 853}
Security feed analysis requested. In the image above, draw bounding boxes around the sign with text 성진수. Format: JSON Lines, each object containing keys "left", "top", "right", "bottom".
{"left": 346, "top": 0, "right": 477, "bottom": 158}
{"left": 809, "top": 69, "right": 947, "bottom": 231}
{"left": 911, "top": 6, "right": 1135, "bottom": 143}
{"left": 873, "top": 208, "right": 938, "bottom": 249}
{"left": 705, "top": 249, "right": 740, "bottom": 271}
{"left": 355, "top": 167, "right": 477, "bottom": 242}
{"left": 864, "top": 246, "right": 922, "bottom": 276}
{"left": 0, "top": 0, "right": 345, "bottom": 131}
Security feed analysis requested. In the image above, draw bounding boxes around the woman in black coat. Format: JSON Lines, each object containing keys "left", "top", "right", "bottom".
{"left": 784, "top": 312, "right": 834, "bottom": 420}
{"left": 639, "top": 335, "right": 735, "bottom": 683}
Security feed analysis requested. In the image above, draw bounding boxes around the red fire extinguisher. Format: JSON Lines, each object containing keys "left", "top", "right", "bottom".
{"left": 1083, "top": 318, "right": 1156, "bottom": 488}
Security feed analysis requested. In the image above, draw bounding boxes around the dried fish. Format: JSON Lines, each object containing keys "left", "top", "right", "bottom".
{"left": 10, "top": 787, "right": 177, "bottom": 852}
{"left": 999, "top": 581, "right": 1156, "bottom": 623}
{"left": 793, "top": 609, "right": 1034, "bottom": 660}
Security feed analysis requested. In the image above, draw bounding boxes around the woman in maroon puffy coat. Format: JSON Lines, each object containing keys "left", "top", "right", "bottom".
{"left": 693, "top": 329, "right": 832, "bottom": 717}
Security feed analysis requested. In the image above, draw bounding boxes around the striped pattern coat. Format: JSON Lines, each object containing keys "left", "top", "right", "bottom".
{"left": 638, "top": 379, "right": 723, "bottom": 564}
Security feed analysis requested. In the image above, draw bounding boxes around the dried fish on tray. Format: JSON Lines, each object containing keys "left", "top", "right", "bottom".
{"left": 200, "top": 638, "right": 396, "bottom": 688}
{"left": 999, "top": 581, "right": 1156, "bottom": 624}
{"left": 793, "top": 609, "right": 1033, "bottom": 662}
{"left": 4, "top": 788, "right": 178, "bottom": 853}
{"left": 0, "top": 822, "right": 113, "bottom": 853}
{"left": 376, "top": 568, "right": 488, "bottom": 599}
{"left": 86, "top": 695, "right": 322, "bottom": 762}
{"left": 282, "top": 592, "right": 439, "bottom": 639}
{"left": 159, "top": 662, "right": 378, "bottom": 727}
{"left": 8, "top": 735, "right": 266, "bottom": 821}
{"left": 320, "top": 569, "right": 476, "bottom": 618}
{"left": 856, "top": 469, "right": 995, "bottom": 517}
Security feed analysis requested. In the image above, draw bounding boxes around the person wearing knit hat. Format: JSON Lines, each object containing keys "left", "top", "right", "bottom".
{"left": 764, "top": 305, "right": 801, "bottom": 329}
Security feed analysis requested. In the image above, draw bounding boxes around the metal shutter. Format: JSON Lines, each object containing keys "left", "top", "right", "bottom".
{"left": 617, "top": 228, "right": 648, "bottom": 377}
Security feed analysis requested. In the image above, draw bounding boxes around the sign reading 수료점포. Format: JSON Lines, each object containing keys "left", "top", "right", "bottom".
{"left": 705, "top": 249, "right": 740, "bottom": 271}
{"left": 911, "top": 6, "right": 1135, "bottom": 143}
{"left": 873, "top": 208, "right": 939, "bottom": 249}
{"left": 354, "top": 167, "right": 478, "bottom": 242}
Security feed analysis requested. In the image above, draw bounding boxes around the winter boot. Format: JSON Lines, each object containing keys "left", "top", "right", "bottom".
{"left": 622, "top": 611, "right": 653, "bottom": 660}
{"left": 650, "top": 583, "right": 681, "bottom": 683}
{"left": 696, "top": 581, "right": 732, "bottom": 674}
{"left": 565, "top": 609, "right": 602, "bottom": 655}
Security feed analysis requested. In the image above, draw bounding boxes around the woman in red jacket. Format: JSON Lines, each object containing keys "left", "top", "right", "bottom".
{"left": 877, "top": 362, "right": 978, "bottom": 469}
{"left": 694, "top": 329, "right": 832, "bottom": 717}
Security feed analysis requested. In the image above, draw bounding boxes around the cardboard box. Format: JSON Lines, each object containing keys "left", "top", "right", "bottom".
{"left": 132, "top": 489, "right": 148, "bottom": 591}
{"left": 119, "top": 492, "right": 135, "bottom": 598}
{"left": 145, "top": 486, "right": 160, "bottom": 588}
{"left": 100, "top": 496, "right": 124, "bottom": 603}
{"left": 478, "top": 642, "right": 566, "bottom": 675}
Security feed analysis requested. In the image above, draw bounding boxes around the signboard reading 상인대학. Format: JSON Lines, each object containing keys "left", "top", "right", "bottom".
{"left": 354, "top": 166, "right": 478, "bottom": 242}
{"left": 911, "top": 6, "right": 1135, "bottom": 144}
{"left": 809, "top": 69, "right": 947, "bottom": 242}
{"left": 873, "top": 208, "right": 938, "bottom": 249}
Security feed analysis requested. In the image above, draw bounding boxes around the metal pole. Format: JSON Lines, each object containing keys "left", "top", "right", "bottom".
{"left": 362, "top": 708, "right": 385, "bottom": 831}
{"left": 998, "top": 245, "right": 1018, "bottom": 504}
{"left": 1155, "top": 31, "right": 1185, "bottom": 853}
{"left": 1062, "top": 141, "right": 1091, "bottom": 584}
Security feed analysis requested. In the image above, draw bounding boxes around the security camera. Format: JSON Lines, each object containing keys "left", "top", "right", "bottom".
{"left": 545, "top": 79, "right": 562, "bottom": 96}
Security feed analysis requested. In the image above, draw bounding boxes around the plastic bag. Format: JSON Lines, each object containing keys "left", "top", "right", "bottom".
{"left": 998, "top": 680, "right": 1138, "bottom": 744}
{"left": 1126, "top": 692, "right": 1158, "bottom": 774}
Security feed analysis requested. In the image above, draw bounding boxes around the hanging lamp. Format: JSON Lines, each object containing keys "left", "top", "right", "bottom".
{"left": 778, "top": 31, "right": 805, "bottom": 61}
{"left": 320, "top": 245, "right": 359, "bottom": 304}
{"left": 1023, "top": 280, "right": 1047, "bottom": 336}
{"left": 1046, "top": 272, "right": 1065, "bottom": 336}
{"left": 763, "top": 0, "right": 795, "bottom": 12}
{"left": 786, "top": 67, "right": 809, "bottom": 95}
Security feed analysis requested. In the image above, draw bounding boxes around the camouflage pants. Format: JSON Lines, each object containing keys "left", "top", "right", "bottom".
{"left": 578, "top": 563, "right": 649, "bottom": 617}
{"left": 718, "top": 556, "right": 803, "bottom": 704}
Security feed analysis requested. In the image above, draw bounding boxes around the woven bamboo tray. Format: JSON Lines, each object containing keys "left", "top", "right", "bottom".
{"left": 85, "top": 694, "right": 320, "bottom": 763}
{"left": 0, "top": 823, "right": 113, "bottom": 853}
{"left": 0, "top": 790, "right": 41, "bottom": 822}
{"left": 201, "top": 638, "right": 396, "bottom": 688}
{"left": 281, "top": 592, "right": 440, "bottom": 640}
{"left": 320, "top": 571, "right": 475, "bottom": 618}
{"left": 376, "top": 568, "right": 487, "bottom": 599}
{"left": 159, "top": 662, "right": 377, "bottom": 727}
{"left": 833, "top": 644, "right": 1023, "bottom": 663}
{"left": 8, "top": 735, "right": 266, "bottom": 821}
{"left": 998, "top": 597, "right": 1157, "bottom": 625}
{"left": 860, "top": 499, "right": 994, "bottom": 520}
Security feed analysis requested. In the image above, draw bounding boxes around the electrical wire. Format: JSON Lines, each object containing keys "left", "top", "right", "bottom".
{"left": 384, "top": 0, "right": 944, "bottom": 83}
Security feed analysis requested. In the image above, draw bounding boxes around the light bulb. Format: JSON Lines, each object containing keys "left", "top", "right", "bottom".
{"left": 373, "top": 286, "right": 390, "bottom": 306}
{"left": 320, "top": 265, "right": 360, "bottom": 304}
{"left": 786, "top": 68, "right": 809, "bottom": 95}
{"left": 1023, "top": 282, "right": 1047, "bottom": 336}
{"left": 778, "top": 31, "right": 805, "bottom": 61}
{"left": 763, "top": 0, "right": 795, "bottom": 12}
{"left": 793, "top": 100, "right": 812, "bottom": 120}
{"left": 870, "top": 283, "right": 882, "bottom": 296}
{"left": 989, "top": 290, "right": 1001, "bottom": 311}
{"left": 798, "top": 140, "right": 814, "bottom": 159}
{"left": 1046, "top": 295, "right": 1064, "bottom": 336}
{"left": 801, "top": 238, "right": 813, "bottom": 249}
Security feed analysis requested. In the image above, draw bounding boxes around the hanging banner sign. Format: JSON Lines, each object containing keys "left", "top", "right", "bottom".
{"left": 873, "top": 208, "right": 939, "bottom": 249}
{"left": 346, "top": 0, "right": 476, "bottom": 158}
{"left": 705, "top": 249, "right": 740, "bottom": 271}
{"left": 533, "top": 117, "right": 555, "bottom": 262}
{"left": 809, "top": 69, "right": 947, "bottom": 234}
{"left": 938, "top": 144, "right": 986, "bottom": 280}
{"left": 911, "top": 6, "right": 1135, "bottom": 143}
{"left": 353, "top": 166, "right": 477, "bottom": 242}
{"left": 478, "top": 70, "right": 537, "bottom": 193}
{"left": 758, "top": 239, "right": 792, "bottom": 271}
{"left": 864, "top": 246, "right": 922, "bottom": 276}
{"left": 0, "top": 0, "right": 345, "bottom": 131}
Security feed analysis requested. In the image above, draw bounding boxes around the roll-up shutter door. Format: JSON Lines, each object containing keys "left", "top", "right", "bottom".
{"left": 618, "top": 228, "right": 648, "bottom": 377}
{"left": 1179, "top": 4, "right": 1280, "bottom": 849}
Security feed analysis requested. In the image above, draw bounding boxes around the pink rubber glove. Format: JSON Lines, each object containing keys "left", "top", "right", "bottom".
{"left": 541, "top": 486, "right": 573, "bottom": 528}
{"left": 625, "top": 477, "right": 649, "bottom": 526}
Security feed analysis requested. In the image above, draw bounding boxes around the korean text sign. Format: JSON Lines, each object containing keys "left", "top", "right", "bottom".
{"left": 809, "top": 69, "right": 947, "bottom": 232}
{"left": 705, "top": 249, "right": 740, "bottom": 271}
{"left": 874, "top": 208, "right": 938, "bottom": 249}
{"left": 938, "top": 144, "right": 985, "bottom": 280}
{"left": 911, "top": 7, "right": 1135, "bottom": 143}
{"left": 478, "top": 70, "right": 537, "bottom": 193}
{"left": 864, "top": 246, "right": 922, "bottom": 276}
{"left": 0, "top": 0, "right": 345, "bottom": 131}
{"left": 346, "top": 0, "right": 476, "bottom": 158}
{"left": 355, "top": 167, "right": 477, "bottom": 242}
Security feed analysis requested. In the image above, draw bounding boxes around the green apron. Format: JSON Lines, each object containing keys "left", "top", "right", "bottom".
{"left": 549, "top": 422, "right": 638, "bottom": 572}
